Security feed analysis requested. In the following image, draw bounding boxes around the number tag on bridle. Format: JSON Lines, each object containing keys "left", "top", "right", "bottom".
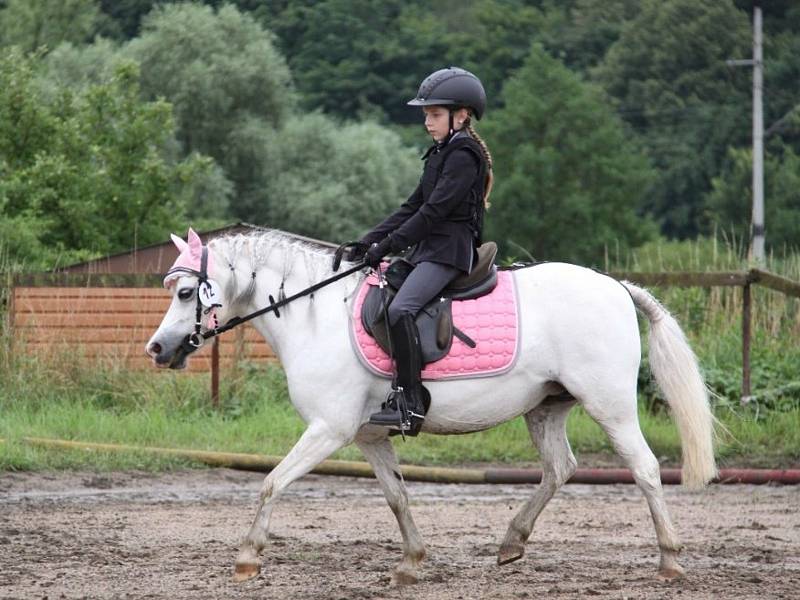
{"left": 199, "top": 279, "right": 223, "bottom": 308}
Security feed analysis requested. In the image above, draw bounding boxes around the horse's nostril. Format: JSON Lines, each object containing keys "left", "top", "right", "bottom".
{"left": 148, "top": 342, "right": 162, "bottom": 357}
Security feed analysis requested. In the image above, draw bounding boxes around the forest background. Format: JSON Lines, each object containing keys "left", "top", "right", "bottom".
{"left": 1, "top": 0, "right": 799, "bottom": 467}
{"left": 2, "top": 0, "right": 799, "bottom": 268}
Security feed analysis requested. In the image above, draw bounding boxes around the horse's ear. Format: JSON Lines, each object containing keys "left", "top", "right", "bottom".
{"left": 187, "top": 227, "right": 203, "bottom": 255}
{"left": 170, "top": 233, "right": 189, "bottom": 253}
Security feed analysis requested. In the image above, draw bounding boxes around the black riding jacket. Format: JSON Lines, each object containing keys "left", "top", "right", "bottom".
{"left": 362, "top": 133, "right": 487, "bottom": 273}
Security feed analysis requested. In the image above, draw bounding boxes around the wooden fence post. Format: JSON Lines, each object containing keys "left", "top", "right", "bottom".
{"left": 211, "top": 337, "right": 220, "bottom": 407}
{"left": 741, "top": 283, "right": 752, "bottom": 404}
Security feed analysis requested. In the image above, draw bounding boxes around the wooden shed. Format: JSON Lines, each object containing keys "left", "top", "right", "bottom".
{"left": 9, "top": 223, "right": 288, "bottom": 373}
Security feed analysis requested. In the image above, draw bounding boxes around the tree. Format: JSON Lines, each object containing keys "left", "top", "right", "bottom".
{"left": 262, "top": 113, "right": 420, "bottom": 241}
{"left": 593, "top": 0, "right": 751, "bottom": 238}
{"left": 253, "top": 0, "right": 546, "bottom": 123}
{"left": 96, "top": 0, "right": 160, "bottom": 40}
{"left": 759, "top": 2, "right": 800, "bottom": 153}
{"left": 706, "top": 145, "right": 800, "bottom": 252}
{"left": 0, "top": 49, "right": 225, "bottom": 268}
{"left": 41, "top": 38, "right": 124, "bottom": 94}
{"left": 0, "top": 0, "right": 102, "bottom": 52}
{"left": 250, "top": 0, "right": 417, "bottom": 122}
{"left": 539, "top": 0, "right": 642, "bottom": 72}
{"left": 125, "top": 3, "right": 295, "bottom": 217}
{"left": 482, "top": 44, "right": 656, "bottom": 264}
{"left": 404, "top": 0, "right": 545, "bottom": 115}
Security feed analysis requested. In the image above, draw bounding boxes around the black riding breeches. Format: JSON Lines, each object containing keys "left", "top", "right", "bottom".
{"left": 386, "top": 261, "right": 461, "bottom": 326}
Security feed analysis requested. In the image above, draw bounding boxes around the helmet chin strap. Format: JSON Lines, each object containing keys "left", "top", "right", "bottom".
{"left": 431, "top": 108, "right": 463, "bottom": 147}
{"left": 438, "top": 109, "right": 456, "bottom": 146}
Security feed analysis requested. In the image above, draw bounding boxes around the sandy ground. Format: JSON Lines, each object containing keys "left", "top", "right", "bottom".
{"left": 0, "top": 469, "right": 798, "bottom": 600}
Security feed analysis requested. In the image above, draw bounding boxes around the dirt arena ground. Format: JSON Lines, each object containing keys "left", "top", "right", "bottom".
{"left": 1, "top": 469, "right": 798, "bottom": 599}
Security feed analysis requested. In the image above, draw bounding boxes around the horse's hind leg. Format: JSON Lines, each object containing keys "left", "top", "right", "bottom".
{"left": 356, "top": 431, "right": 425, "bottom": 586}
{"left": 498, "top": 397, "right": 577, "bottom": 565}
{"left": 581, "top": 390, "right": 684, "bottom": 580}
{"left": 234, "top": 422, "right": 345, "bottom": 582}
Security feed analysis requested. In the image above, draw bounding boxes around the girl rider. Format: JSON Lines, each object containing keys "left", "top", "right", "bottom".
{"left": 354, "top": 67, "right": 494, "bottom": 436}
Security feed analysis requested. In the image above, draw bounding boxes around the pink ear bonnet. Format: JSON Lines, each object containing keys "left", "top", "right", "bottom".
{"left": 163, "top": 228, "right": 216, "bottom": 288}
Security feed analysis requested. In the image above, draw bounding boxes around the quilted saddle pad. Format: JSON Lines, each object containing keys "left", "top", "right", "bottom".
{"left": 351, "top": 270, "right": 520, "bottom": 380}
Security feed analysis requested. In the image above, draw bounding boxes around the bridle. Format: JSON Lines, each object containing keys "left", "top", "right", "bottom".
{"left": 170, "top": 242, "right": 368, "bottom": 361}
{"left": 187, "top": 245, "right": 218, "bottom": 350}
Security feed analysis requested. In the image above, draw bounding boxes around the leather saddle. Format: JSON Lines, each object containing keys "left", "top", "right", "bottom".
{"left": 361, "top": 242, "right": 498, "bottom": 365}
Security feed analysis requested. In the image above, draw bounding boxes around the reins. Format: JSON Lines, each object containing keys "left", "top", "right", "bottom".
{"left": 178, "top": 257, "right": 367, "bottom": 357}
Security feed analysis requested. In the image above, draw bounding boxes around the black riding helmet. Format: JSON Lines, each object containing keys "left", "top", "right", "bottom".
{"left": 407, "top": 67, "right": 486, "bottom": 120}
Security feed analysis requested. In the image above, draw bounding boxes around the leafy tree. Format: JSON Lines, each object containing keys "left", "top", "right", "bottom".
{"left": 40, "top": 38, "right": 124, "bottom": 94}
{"left": 96, "top": 0, "right": 161, "bottom": 39}
{"left": 593, "top": 0, "right": 751, "bottom": 238}
{"left": 482, "top": 44, "right": 656, "bottom": 264}
{"left": 706, "top": 145, "right": 800, "bottom": 252}
{"left": 0, "top": 49, "right": 224, "bottom": 268}
{"left": 254, "top": 0, "right": 545, "bottom": 123}
{"left": 263, "top": 113, "right": 420, "bottom": 241}
{"left": 759, "top": 3, "right": 800, "bottom": 152}
{"left": 539, "top": 0, "right": 641, "bottom": 72}
{"left": 125, "top": 3, "right": 295, "bottom": 215}
{"left": 250, "top": 0, "right": 415, "bottom": 122}
{"left": 0, "top": 0, "right": 102, "bottom": 52}
{"left": 406, "top": 0, "right": 545, "bottom": 114}
{"left": 39, "top": 3, "right": 422, "bottom": 237}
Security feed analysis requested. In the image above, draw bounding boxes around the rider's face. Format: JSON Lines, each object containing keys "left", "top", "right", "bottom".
{"left": 423, "top": 106, "right": 468, "bottom": 142}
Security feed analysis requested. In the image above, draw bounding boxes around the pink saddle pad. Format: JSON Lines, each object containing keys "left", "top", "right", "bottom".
{"left": 351, "top": 270, "right": 519, "bottom": 380}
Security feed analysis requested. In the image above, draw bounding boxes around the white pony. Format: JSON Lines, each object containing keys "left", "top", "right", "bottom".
{"left": 146, "top": 228, "right": 716, "bottom": 585}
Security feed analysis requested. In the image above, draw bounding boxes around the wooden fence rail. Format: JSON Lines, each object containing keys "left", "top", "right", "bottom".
{"left": 610, "top": 268, "right": 800, "bottom": 297}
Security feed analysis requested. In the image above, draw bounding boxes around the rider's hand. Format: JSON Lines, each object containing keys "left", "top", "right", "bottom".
{"left": 346, "top": 241, "right": 369, "bottom": 263}
{"left": 366, "top": 237, "right": 393, "bottom": 268}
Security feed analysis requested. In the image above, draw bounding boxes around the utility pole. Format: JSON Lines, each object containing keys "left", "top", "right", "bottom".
{"left": 751, "top": 5, "right": 765, "bottom": 264}
{"left": 727, "top": 3, "right": 765, "bottom": 264}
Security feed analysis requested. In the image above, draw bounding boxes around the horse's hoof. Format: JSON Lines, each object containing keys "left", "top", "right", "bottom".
{"left": 657, "top": 566, "right": 685, "bottom": 581}
{"left": 232, "top": 561, "right": 261, "bottom": 583}
{"left": 392, "top": 568, "right": 420, "bottom": 586}
{"left": 497, "top": 544, "right": 524, "bottom": 566}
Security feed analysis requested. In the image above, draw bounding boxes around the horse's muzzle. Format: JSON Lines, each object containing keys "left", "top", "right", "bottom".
{"left": 145, "top": 339, "right": 189, "bottom": 370}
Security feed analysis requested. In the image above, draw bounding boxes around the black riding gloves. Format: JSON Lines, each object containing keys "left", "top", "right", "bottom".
{"left": 345, "top": 241, "right": 369, "bottom": 262}
{"left": 366, "top": 236, "right": 393, "bottom": 268}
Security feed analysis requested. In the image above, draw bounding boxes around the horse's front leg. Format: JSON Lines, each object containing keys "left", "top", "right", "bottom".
{"left": 234, "top": 422, "right": 346, "bottom": 582}
{"left": 356, "top": 431, "right": 425, "bottom": 585}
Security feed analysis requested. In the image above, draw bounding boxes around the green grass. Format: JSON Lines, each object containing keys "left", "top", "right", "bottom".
{"left": 1, "top": 358, "right": 798, "bottom": 472}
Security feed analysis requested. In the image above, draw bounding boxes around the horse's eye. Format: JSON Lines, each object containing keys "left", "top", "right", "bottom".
{"left": 178, "top": 288, "right": 195, "bottom": 301}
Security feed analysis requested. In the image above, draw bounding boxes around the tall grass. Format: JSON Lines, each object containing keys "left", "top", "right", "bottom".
{"left": 610, "top": 237, "right": 800, "bottom": 413}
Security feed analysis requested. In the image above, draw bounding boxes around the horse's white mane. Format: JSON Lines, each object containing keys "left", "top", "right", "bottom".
{"left": 208, "top": 229, "right": 351, "bottom": 307}
{"left": 211, "top": 228, "right": 333, "bottom": 263}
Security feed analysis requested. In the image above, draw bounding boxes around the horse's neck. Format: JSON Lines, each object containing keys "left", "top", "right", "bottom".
{"left": 227, "top": 241, "right": 356, "bottom": 363}
{"left": 252, "top": 270, "right": 356, "bottom": 365}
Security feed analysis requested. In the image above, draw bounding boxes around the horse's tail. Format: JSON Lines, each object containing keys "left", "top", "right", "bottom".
{"left": 622, "top": 281, "right": 718, "bottom": 489}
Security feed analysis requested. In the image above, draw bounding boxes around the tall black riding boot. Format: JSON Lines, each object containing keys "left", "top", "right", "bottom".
{"left": 368, "top": 313, "right": 430, "bottom": 436}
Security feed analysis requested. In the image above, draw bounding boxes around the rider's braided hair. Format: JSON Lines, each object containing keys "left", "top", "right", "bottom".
{"left": 465, "top": 119, "right": 494, "bottom": 210}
